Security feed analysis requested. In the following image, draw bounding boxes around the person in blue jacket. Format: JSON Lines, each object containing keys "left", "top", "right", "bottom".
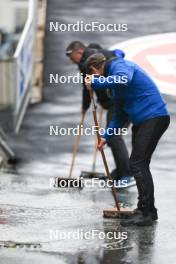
{"left": 66, "top": 41, "right": 134, "bottom": 185}
{"left": 84, "top": 53, "right": 170, "bottom": 226}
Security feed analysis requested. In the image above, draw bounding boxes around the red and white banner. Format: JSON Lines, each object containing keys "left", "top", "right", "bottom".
{"left": 111, "top": 32, "right": 176, "bottom": 96}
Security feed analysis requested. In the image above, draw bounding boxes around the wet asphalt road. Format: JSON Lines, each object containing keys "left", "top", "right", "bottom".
{"left": 0, "top": 0, "right": 176, "bottom": 263}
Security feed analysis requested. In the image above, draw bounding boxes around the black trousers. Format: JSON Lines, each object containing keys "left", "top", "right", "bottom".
{"left": 106, "top": 104, "right": 130, "bottom": 177}
{"left": 130, "top": 115, "right": 170, "bottom": 213}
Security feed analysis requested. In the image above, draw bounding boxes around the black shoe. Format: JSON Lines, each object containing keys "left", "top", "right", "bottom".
{"left": 133, "top": 208, "right": 158, "bottom": 221}
{"left": 150, "top": 208, "right": 158, "bottom": 221}
{"left": 120, "top": 210, "right": 153, "bottom": 226}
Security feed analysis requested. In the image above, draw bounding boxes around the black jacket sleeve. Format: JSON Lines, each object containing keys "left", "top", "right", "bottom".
{"left": 82, "top": 84, "right": 91, "bottom": 111}
{"left": 79, "top": 46, "right": 114, "bottom": 112}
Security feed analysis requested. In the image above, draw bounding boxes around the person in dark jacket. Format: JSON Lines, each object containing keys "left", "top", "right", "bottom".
{"left": 84, "top": 53, "right": 170, "bottom": 226}
{"left": 66, "top": 41, "right": 132, "bottom": 183}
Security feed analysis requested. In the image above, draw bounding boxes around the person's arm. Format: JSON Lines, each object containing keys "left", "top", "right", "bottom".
{"left": 92, "top": 74, "right": 127, "bottom": 90}
{"left": 92, "top": 63, "right": 133, "bottom": 90}
{"left": 97, "top": 106, "right": 128, "bottom": 150}
{"left": 103, "top": 106, "right": 128, "bottom": 141}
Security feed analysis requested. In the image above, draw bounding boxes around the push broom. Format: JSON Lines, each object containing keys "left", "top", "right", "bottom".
{"left": 54, "top": 109, "right": 105, "bottom": 188}
{"left": 53, "top": 113, "right": 85, "bottom": 188}
{"left": 89, "top": 89, "right": 133, "bottom": 218}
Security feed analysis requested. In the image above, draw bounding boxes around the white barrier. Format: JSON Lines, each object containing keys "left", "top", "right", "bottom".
{"left": 13, "top": 0, "right": 37, "bottom": 133}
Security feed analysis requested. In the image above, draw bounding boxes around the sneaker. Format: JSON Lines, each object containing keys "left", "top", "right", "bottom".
{"left": 110, "top": 169, "right": 135, "bottom": 189}
{"left": 120, "top": 210, "right": 153, "bottom": 226}
{"left": 117, "top": 176, "right": 136, "bottom": 189}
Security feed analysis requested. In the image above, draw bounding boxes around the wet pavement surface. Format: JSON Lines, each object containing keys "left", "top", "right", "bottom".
{"left": 0, "top": 0, "right": 176, "bottom": 263}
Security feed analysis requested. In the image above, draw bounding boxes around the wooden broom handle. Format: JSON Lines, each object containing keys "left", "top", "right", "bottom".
{"left": 89, "top": 90, "right": 120, "bottom": 211}
{"left": 68, "top": 112, "right": 85, "bottom": 179}
{"left": 92, "top": 108, "right": 103, "bottom": 172}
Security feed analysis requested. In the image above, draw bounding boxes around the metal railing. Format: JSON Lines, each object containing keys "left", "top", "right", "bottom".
{"left": 0, "top": 0, "right": 38, "bottom": 133}
{"left": 14, "top": 0, "right": 37, "bottom": 133}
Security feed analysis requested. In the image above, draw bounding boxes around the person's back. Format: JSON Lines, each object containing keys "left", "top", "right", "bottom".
{"left": 105, "top": 58, "right": 168, "bottom": 124}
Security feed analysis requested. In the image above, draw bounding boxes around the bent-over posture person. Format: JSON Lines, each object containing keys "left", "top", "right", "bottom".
{"left": 84, "top": 53, "right": 170, "bottom": 226}
{"left": 65, "top": 41, "right": 133, "bottom": 184}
